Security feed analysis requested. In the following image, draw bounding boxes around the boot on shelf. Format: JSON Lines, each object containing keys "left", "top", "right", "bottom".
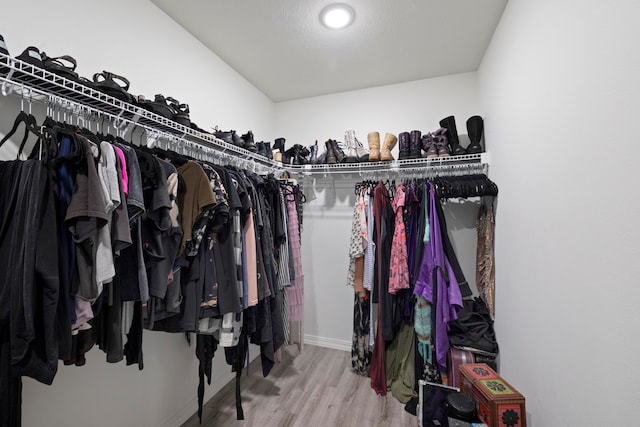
{"left": 398, "top": 132, "right": 410, "bottom": 160}
{"left": 296, "top": 144, "right": 310, "bottom": 165}
{"left": 328, "top": 139, "right": 346, "bottom": 163}
{"left": 241, "top": 131, "right": 257, "bottom": 152}
{"left": 380, "top": 132, "right": 398, "bottom": 161}
{"left": 256, "top": 141, "right": 267, "bottom": 158}
{"left": 264, "top": 141, "right": 273, "bottom": 160}
{"left": 283, "top": 145, "right": 297, "bottom": 165}
{"left": 232, "top": 131, "right": 244, "bottom": 148}
{"left": 367, "top": 132, "right": 381, "bottom": 162}
{"left": 214, "top": 129, "right": 234, "bottom": 145}
{"left": 309, "top": 140, "right": 319, "bottom": 164}
{"left": 353, "top": 135, "right": 369, "bottom": 162}
{"left": 410, "top": 130, "right": 422, "bottom": 159}
{"left": 439, "top": 116, "right": 466, "bottom": 156}
{"left": 466, "top": 115, "right": 484, "bottom": 154}
{"left": 344, "top": 130, "right": 359, "bottom": 163}
{"left": 325, "top": 139, "right": 337, "bottom": 164}
{"left": 345, "top": 130, "right": 369, "bottom": 162}
{"left": 433, "top": 128, "right": 450, "bottom": 158}
{"left": 423, "top": 133, "right": 438, "bottom": 159}
{"left": 273, "top": 137, "right": 286, "bottom": 163}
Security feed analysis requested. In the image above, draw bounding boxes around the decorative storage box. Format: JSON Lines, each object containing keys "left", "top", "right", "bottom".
{"left": 459, "top": 364, "right": 526, "bottom": 427}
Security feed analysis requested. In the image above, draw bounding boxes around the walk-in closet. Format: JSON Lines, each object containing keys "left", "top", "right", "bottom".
{"left": 0, "top": 1, "right": 638, "bottom": 426}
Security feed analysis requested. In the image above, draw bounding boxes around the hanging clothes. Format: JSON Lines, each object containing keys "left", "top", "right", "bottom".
{"left": 286, "top": 186, "right": 304, "bottom": 322}
{"left": 389, "top": 183, "right": 409, "bottom": 294}
{"left": 0, "top": 108, "right": 306, "bottom": 427}
{"left": 414, "top": 182, "right": 463, "bottom": 371}
{"left": 0, "top": 159, "right": 59, "bottom": 427}
{"left": 369, "top": 181, "right": 394, "bottom": 395}
{"left": 348, "top": 187, "right": 370, "bottom": 374}
{"left": 476, "top": 200, "right": 496, "bottom": 316}
{"left": 349, "top": 174, "right": 498, "bottom": 405}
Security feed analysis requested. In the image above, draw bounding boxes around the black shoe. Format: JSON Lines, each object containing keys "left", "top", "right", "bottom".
{"left": 283, "top": 146, "right": 296, "bottom": 165}
{"left": 256, "top": 141, "right": 267, "bottom": 158}
{"left": 328, "top": 139, "right": 346, "bottom": 163}
{"left": 214, "top": 129, "right": 234, "bottom": 145}
{"left": 264, "top": 142, "right": 273, "bottom": 160}
{"left": 242, "top": 131, "right": 257, "bottom": 152}
{"left": 296, "top": 144, "right": 310, "bottom": 165}
{"left": 232, "top": 131, "right": 244, "bottom": 148}
{"left": 398, "top": 132, "right": 410, "bottom": 160}
{"left": 439, "top": 116, "right": 466, "bottom": 156}
{"left": 409, "top": 130, "right": 422, "bottom": 159}
{"left": 466, "top": 116, "right": 484, "bottom": 154}
{"left": 325, "top": 140, "right": 337, "bottom": 164}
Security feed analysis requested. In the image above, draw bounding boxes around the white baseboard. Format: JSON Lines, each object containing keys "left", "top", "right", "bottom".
{"left": 304, "top": 334, "right": 351, "bottom": 352}
{"left": 161, "top": 396, "right": 199, "bottom": 427}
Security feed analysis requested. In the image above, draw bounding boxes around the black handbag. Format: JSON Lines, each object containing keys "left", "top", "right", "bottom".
{"left": 448, "top": 297, "right": 499, "bottom": 356}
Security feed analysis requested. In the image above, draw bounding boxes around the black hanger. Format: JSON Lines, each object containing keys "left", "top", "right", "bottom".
{"left": 0, "top": 111, "right": 34, "bottom": 153}
{"left": 18, "top": 113, "right": 42, "bottom": 158}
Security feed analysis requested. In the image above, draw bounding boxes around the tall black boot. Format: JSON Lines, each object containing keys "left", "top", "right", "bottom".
{"left": 410, "top": 130, "right": 422, "bottom": 159}
{"left": 439, "top": 116, "right": 466, "bottom": 156}
{"left": 466, "top": 116, "right": 484, "bottom": 154}
{"left": 264, "top": 142, "right": 273, "bottom": 160}
{"left": 398, "top": 132, "right": 410, "bottom": 160}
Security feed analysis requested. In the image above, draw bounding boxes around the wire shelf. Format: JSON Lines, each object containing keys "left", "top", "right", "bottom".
{"left": 0, "top": 52, "right": 489, "bottom": 178}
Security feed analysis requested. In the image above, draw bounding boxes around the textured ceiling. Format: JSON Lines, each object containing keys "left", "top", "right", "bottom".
{"left": 152, "top": 0, "right": 508, "bottom": 102}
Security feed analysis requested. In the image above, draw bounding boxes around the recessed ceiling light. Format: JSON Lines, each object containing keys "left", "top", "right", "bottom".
{"left": 320, "top": 4, "right": 355, "bottom": 29}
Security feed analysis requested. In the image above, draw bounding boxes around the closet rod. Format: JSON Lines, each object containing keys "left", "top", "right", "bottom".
{"left": 0, "top": 76, "right": 284, "bottom": 174}
{"left": 0, "top": 52, "right": 279, "bottom": 168}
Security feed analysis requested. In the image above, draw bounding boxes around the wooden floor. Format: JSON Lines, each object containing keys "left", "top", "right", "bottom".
{"left": 181, "top": 344, "right": 417, "bottom": 427}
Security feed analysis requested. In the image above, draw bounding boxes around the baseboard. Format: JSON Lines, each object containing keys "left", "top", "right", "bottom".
{"left": 161, "top": 396, "right": 199, "bottom": 427}
{"left": 304, "top": 334, "right": 351, "bottom": 351}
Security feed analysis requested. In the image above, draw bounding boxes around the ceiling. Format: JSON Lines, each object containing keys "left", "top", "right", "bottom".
{"left": 152, "top": 0, "right": 508, "bottom": 102}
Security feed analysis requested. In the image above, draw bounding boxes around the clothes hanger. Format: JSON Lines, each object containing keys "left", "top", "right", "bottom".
{"left": 0, "top": 110, "right": 29, "bottom": 146}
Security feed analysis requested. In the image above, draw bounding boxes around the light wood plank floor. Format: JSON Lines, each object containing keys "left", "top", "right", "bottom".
{"left": 181, "top": 344, "right": 417, "bottom": 427}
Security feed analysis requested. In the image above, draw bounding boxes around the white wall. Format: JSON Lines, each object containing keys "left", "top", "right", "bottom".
{"left": 0, "top": 0, "right": 274, "bottom": 426}
{"left": 478, "top": 0, "right": 640, "bottom": 425}
{"left": 275, "top": 73, "right": 483, "bottom": 347}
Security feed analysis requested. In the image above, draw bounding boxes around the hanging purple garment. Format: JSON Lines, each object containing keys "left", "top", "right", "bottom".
{"left": 414, "top": 183, "right": 463, "bottom": 371}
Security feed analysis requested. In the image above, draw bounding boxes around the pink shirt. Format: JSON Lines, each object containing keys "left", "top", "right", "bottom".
{"left": 111, "top": 145, "right": 129, "bottom": 196}
{"left": 389, "top": 183, "right": 409, "bottom": 294}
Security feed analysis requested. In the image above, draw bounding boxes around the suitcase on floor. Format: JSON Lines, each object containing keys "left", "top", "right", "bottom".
{"left": 447, "top": 348, "right": 475, "bottom": 388}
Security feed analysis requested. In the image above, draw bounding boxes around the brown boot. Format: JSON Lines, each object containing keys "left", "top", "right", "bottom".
{"left": 380, "top": 132, "right": 398, "bottom": 161}
{"left": 367, "top": 132, "right": 381, "bottom": 161}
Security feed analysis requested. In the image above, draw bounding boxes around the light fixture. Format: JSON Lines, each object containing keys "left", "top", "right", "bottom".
{"left": 320, "top": 3, "right": 355, "bottom": 29}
